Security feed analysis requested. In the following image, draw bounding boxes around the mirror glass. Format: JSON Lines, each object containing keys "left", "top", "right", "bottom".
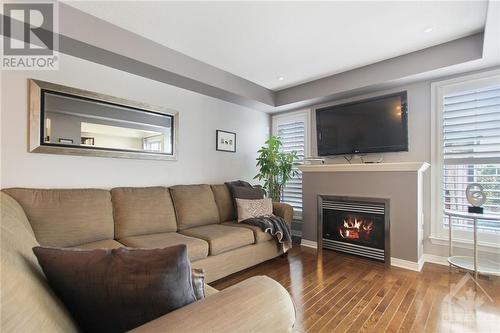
{"left": 41, "top": 91, "right": 174, "bottom": 155}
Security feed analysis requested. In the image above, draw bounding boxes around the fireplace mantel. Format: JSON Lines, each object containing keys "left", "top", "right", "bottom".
{"left": 300, "top": 161, "right": 430, "bottom": 271}
{"left": 299, "top": 162, "right": 430, "bottom": 173}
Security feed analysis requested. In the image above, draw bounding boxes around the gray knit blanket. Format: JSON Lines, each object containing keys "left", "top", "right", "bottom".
{"left": 241, "top": 215, "right": 292, "bottom": 253}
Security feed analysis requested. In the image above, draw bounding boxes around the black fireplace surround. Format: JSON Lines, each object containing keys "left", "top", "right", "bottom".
{"left": 318, "top": 195, "right": 390, "bottom": 263}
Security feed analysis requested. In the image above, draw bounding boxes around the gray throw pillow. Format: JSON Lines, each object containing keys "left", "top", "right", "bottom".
{"left": 33, "top": 245, "right": 196, "bottom": 333}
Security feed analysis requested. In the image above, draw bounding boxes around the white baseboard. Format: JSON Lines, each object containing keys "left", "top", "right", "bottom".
{"left": 390, "top": 257, "right": 424, "bottom": 272}
{"left": 300, "top": 239, "right": 448, "bottom": 272}
{"left": 423, "top": 254, "right": 449, "bottom": 266}
{"left": 299, "top": 239, "right": 448, "bottom": 272}
{"left": 300, "top": 239, "right": 318, "bottom": 249}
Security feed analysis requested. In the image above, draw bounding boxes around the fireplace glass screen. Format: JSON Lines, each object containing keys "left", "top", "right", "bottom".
{"left": 323, "top": 210, "right": 385, "bottom": 250}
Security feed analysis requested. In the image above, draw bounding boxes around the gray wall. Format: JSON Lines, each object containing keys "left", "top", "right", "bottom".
{"left": 48, "top": 112, "right": 82, "bottom": 145}
{"left": 1, "top": 53, "right": 270, "bottom": 188}
{"left": 302, "top": 171, "right": 421, "bottom": 262}
{"left": 305, "top": 81, "right": 431, "bottom": 260}
{"left": 300, "top": 66, "right": 499, "bottom": 259}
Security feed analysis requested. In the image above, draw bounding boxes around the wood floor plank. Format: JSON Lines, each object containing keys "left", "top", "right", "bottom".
{"left": 422, "top": 283, "right": 448, "bottom": 333}
{"left": 343, "top": 275, "right": 401, "bottom": 333}
{"left": 384, "top": 273, "right": 428, "bottom": 333}
{"left": 371, "top": 274, "right": 416, "bottom": 332}
{"left": 357, "top": 276, "right": 406, "bottom": 333}
{"left": 329, "top": 270, "right": 392, "bottom": 332}
{"left": 397, "top": 276, "right": 432, "bottom": 332}
{"left": 210, "top": 245, "right": 500, "bottom": 333}
{"left": 319, "top": 272, "right": 384, "bottom": 332}
{"left": 305, "top": 270, "right": 381, "bottom": 332}
{"left": 303, "top": 268, "right": 376, "bottom": 332}
{"left": 409, "top": 277, "right": 435, "bottom": 333}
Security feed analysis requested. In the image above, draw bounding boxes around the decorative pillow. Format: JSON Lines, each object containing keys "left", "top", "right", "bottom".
{"left": 225, "top": 180, "right": 253, "bottom": 189}
{"left": 236, "top": 198, "right": 273, "bottom": 222}
{"left": 225, "top": 181, "right": 265, "bottom": 220}
{"left": 33, "top": 245, "right": 196, "bottom": 333}
{"left": 232, "top": 186, "right": 264, "bottom": 200}
{"left": 191, "top": 268, "right": 206, "bottom": 300}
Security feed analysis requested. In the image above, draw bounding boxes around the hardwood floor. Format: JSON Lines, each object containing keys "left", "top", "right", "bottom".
{"left": 211, "top": 246, "right": 500, "bottom": 332}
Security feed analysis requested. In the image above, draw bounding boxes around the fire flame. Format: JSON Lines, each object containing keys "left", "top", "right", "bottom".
{"left": 339, "top": 218, "right": 374, "bottom": 240}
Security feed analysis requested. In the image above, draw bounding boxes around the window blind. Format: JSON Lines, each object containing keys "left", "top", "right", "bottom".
{"left": 442, "top": 86, "right": 500, "bottom": 164}
{"left": 441, "top": 83, "right": 500, "bottom": 233}
{"left": 277, "top": 120, "right": 305, "bottom": 217}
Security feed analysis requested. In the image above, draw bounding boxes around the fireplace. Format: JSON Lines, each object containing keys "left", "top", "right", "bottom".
{"left": 319, "top": 196, "right": 390, "bottom": 262}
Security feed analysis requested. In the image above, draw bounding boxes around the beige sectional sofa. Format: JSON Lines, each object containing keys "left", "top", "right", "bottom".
{"left": 1, "top": 184, "right": 295, "bottom": 332}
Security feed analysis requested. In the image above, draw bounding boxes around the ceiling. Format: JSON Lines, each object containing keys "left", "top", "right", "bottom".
{"left": 67, "top": 1, "right": 488, "bottom": 91}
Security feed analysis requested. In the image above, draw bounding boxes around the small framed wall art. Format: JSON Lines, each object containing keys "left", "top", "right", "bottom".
{"left": 216, "top": 130, "right": 236, "bottom": 152}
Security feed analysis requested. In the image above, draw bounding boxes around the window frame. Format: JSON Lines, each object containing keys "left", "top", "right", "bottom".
{"left": 430, "top": 69, "right": 500, "bottom": 251}
{"left": 272, "top": 109, "right": 311, "bottom": 220}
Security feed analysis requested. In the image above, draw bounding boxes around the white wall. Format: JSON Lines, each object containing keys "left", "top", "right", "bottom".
{"left": 0, "top": 54, "right": 270, "bottom": 188}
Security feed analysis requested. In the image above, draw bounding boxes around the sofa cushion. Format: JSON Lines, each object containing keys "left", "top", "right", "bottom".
{"left": 120, "top": 232, "right": 209, "bottom": 261}
{"left": 0, "top": 192, "right": 79, "bottom": 333}
{"left": 128, "top": 276, "right": 295, "bottom": 333}
{"left": 3, "top": 188, "right": 114, "bottom": 247}
{"left": 180, "top": 224, "right": 254, "bottom": 256}
{"left": 222, "top": 221, "right": 272, "bottom": 243}
{"left": 72, "top": 239, "right": 124, "bottom": 250}
{"left": 111, "top": 187, "right": 177, "bottom": 239}
{"left": 169, "top": 185, "right": 220, "bottom": 230}
{"left": 210, "top": 184, "right": 234, "bottom": 222}
{"left": 33, "top": 245, "right": 197, "bottom": 333}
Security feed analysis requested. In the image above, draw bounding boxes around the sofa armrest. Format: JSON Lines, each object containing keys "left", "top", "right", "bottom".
{"left": 129, "top": 276, "right": 295, "bottom": 333}
{"left": 273, "top": 202, "right": 294, "bottom": 226}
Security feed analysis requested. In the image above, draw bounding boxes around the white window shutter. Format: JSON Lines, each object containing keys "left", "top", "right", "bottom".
{"left": 442, "top": 86, "right": 500, "bottom": 164}
{"left": 273, "top": 111, "right": 309, "bottom": 219}
{"left": 441, "top": 83, "right": 500, "bottom": 233}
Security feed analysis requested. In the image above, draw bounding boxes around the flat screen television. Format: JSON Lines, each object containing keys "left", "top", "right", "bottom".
{"left": 316, "top": 91, "right": 408, "bottom": 156}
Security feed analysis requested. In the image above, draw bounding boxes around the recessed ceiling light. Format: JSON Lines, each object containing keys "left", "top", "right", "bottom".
{"left": 278, "top": 76, "right": 284, "bottom": 81}
{"left": 424, "top": 27, "right": 433, "bottom": 33}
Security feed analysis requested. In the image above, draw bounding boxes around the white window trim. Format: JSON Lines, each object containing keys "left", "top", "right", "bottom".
{"left": 272, "top": 109, "right": 311, "bottom": 220}
{"left": 430, "top": 68, "right": 500, "bottom": 250}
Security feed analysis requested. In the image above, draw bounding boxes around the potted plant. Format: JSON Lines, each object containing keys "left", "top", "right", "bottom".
{"left": 254, "top": 136, "right": 298, "bottom": 202}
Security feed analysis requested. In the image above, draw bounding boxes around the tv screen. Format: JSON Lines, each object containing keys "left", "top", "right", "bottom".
{"left": 316, "top": 91, "right": 408, "bottom": 156}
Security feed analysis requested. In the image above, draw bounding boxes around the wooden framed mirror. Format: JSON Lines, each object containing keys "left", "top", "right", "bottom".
{"left": 29, "top": 79, "right": 178, "bottom": 160}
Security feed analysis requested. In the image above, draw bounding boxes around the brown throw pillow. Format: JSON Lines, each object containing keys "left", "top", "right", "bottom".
{"left": 33, "top": 245, "right": 196, "bottom": 333}
{"left": 232, "top": 186, "right": 264, "bottom": 200}
{"left": 191, "top": 268, "right": 206, "bottom": 300}
{"left": 236, "top": 198, "right": 273, "bottom": 222}
{"left": 225, "top": 181, "right": 265, "bottom": 220}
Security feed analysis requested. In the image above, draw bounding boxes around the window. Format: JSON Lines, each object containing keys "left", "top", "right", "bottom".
{"left": 143, "top": 134, "right": 165, "bottom": 152}
{"left": 272, "top": 110, "right": 310, "bottom": 219}
{"left": 431, "top": 70, "right": 500, "bottom": 247}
